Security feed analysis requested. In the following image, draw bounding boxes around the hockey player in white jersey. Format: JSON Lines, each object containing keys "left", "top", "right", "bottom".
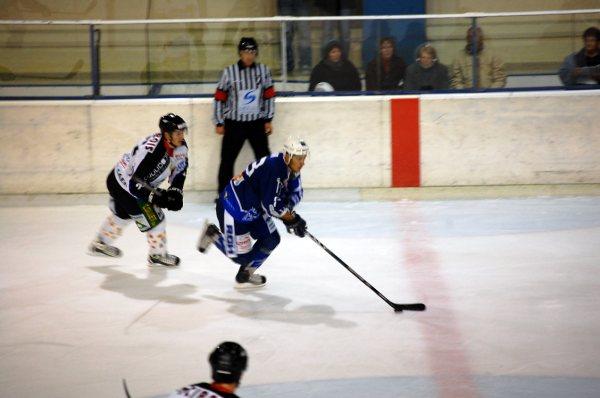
{"left": 167, "top": 341, "right": 248, "bottom": 398}
{"left": 88, "top": 113, "right": 188, "bottom": 266}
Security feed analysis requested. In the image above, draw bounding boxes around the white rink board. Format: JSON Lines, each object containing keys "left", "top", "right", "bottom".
{"left": 0, "top": 91, "right": 599, "bottom": 194}
{"left": 0, "top": 97, "right": 391, "bottom": 193}
{"left": 420, "top": 94, "right": 600, "bottom": 185}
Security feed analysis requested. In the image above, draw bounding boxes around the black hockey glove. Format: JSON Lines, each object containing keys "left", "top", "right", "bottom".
{"left": 165, "top": 187, "right": 183, "bottom": 211}
{"left": 148, "top": 188, "right": 169, "bottom": 208}
{"left": 283, "top": 213, "right": 307, "bottom": 238}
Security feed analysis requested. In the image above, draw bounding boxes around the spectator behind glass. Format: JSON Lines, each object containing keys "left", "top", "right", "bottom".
{"left": 308, "top": 40, "right": 361, "bottom": 92}
{"left": 559, "top": 26, "right": 600, "bottom": 85}
{"left": 277, "top": 0, "right": 312, "bottom": 74}
{"left": 451, "top": 26, "right": 506, "bottom": 89}
{"left": 316, "top": 0, "right": 356, "bottom": 58}
{"left": 365, "top": 37, "right": 406, "bottom": 91}
{"left": 404, "top": 43, "right": 449, "bottom": 91}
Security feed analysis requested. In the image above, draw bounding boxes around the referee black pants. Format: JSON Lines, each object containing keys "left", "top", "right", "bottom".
{"left": 218, "top": 119, "right": 271, "bottom": 194}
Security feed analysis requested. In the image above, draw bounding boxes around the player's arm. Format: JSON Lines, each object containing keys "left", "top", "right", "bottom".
{"left": 260, "top": 166, "right": 307, "bottom": 237}
{"left": 261, "top": 65, "right": 275, "bottom": 122}
{"left": 128, "top": 150, "right": 162, "bottom": 202}
{"left": 213, "top": 68, "right": 230, "bottom": 130}
{"left": 260, "top": 162, "right": 290, "bottom": 219}
{"left": 128, "top": 145, "right": 178, "bottom": 211}
{"left": 168, "top": 145, "right": 188, "bottom": 191}
{"left": 164, "top": 147, "right": 188, "bottom": 211}
{"left": 284, "top": 173, "right": 303, "bottom": 209}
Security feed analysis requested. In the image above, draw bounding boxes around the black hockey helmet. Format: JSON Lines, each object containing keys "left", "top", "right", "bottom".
{"left": 209, "top": 341, "right": 248, "bottom": 384}
{"left": 238, "top": 37, "right": 258, "bottom": 53}
{"left": 158, "top": 113, "right": 187, "bottom": 133}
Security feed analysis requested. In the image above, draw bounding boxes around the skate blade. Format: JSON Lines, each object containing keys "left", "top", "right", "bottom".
{"left": 196, "top": 221, "right": 212, "bottom": 253}
{"left": 234, "top": 282, "right": 266, "bottom": 290}
{"left": 147, "top": 261, "right": 180, "bottom": 267}
{"left": 87, "top": 249, "right": 122, "bottom": 258}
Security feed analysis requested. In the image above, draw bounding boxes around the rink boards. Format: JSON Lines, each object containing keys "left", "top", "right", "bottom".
{"left": 0, "top": 90, "right": 598, "bottom": 194}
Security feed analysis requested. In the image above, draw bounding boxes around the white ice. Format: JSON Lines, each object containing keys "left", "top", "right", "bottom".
{"left": 1, "top": 196, "right": 599, "bottom": 398}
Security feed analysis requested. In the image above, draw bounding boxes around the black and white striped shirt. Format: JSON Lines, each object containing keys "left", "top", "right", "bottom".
{"left": 213, "top": 60, "right": 276, "bottom": 124}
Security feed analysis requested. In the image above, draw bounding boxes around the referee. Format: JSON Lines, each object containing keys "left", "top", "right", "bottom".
{"left": 213, "top": 37, "right": 276, "bottom": 194}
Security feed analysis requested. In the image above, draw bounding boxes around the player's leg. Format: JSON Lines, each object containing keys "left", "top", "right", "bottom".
{"left": 88, "top": 197, "right": 131, "bottom": 257}
{"left": 131, "top": 202, "right": 180, "bottom": 266}
{"left": 234, "top": 214, "right": 281, "bottom": 288}
{"left": 89, "top": 174, "right": 134, "bottom": 257}
{"left": 217, "top": 120, "right": 247, "bottom": 194}
{"left": 209, "top": 203, "right": 269, "bottom": 287}
{"left": 246, "top": 119, "right": 271, "bottom": 160}
{"left": 197, "top": 198, "right": 230, "bottom": 254}
{"left": 197, "top": 219, "right": 223, "bottom": 253}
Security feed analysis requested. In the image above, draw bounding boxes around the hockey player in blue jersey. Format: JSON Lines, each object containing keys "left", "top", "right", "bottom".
{"left": 197, "top": 137, "right": 309, "bottom": 288}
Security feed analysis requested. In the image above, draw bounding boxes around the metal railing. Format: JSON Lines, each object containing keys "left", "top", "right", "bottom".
{"left": 0, "top": 9, "right": 599, "bottom": 98}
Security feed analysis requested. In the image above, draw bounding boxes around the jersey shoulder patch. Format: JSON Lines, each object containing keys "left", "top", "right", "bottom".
{"left": 142, "top": 132, "right": 162, "bottom": 154}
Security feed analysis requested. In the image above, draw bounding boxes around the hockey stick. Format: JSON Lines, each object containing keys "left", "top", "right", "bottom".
{"left": 306, "top": 231, "right": 426, "bottom": 312}
{"left": 122, "top": 379, "right": 132, "bottom": 398}
{"left": 9, "top": 59, "right": 84, "bottom": 81}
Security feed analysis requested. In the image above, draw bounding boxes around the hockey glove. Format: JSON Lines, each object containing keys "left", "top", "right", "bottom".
{"left": 165, "top": 187, "right": 183, "bottom": 211}
{"left": 148, "top": 188, "right": 169, "bottom": 208}
{"left": 283, "top": 213, "right": 307, "bottom": 238}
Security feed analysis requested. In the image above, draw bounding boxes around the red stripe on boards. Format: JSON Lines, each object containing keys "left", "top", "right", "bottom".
{"left": 390, "top": 98, "right": 420, "bottom": 187}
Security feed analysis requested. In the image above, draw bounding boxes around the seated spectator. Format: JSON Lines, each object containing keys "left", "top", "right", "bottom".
{"left": 365, "top": 37, "right": 406, "bottom": 91}
{"left": 404, "top": 43, "right": 449, "bottom": 91}
{"left": 308, "top": 40, "right": 361, "bottom": 92}
{"left": 559, "top": 26, "right": 600, "bottom": 85}
{"left": 451, "top": 27, "right": 506, "bottom": 89}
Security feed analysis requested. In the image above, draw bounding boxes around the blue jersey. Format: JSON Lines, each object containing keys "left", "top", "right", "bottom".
{"left": 221, "top": 152, "right": 303, "bottom": 223}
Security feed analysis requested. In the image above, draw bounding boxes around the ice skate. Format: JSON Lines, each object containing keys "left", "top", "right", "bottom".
{"left": 234, "top": 266, "right": 266, "bottom": 289}
{"left": 88, "top": 239, "right": 122, "bottom": 258}
{"left": 197, "top": 221, "right": 221, "bottom": 253}
{"left": 148, "top": 253, "right": 180, "bottom": 267}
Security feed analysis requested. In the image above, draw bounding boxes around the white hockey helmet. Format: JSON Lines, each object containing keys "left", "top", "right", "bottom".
{"left": 315, "top": 81, "right": 334, "bottom": 92}
{"left": 283, "top": 136, "right": 309, "bottom": 158}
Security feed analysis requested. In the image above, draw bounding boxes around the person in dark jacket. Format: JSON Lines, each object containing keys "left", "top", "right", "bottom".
{"left": 404, "top": 43, "right": 449, "bottom": 91}
{"left": 308, "top": 40, "right": 361, "bottom": 92}
{"left": 558, "top": 26, "right": 600, "bottom": 85}
{"left": 365, "top": 37, "right": 406, "bottom": 91}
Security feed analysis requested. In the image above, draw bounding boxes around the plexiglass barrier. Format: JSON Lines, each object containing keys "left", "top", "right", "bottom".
{"left": 0, "top": 10, "right": 598, "bottom": 98}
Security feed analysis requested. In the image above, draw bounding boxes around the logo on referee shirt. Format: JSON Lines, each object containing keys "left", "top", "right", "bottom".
{"left": 243, "top": 90, "right": 257, "bottom": 104}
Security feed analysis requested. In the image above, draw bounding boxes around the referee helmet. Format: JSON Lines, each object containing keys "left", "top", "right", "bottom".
{"left": 238, "top": 37, "right": 258, "bottom": 54}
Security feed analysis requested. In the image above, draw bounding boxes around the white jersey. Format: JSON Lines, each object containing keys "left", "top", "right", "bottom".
{"left": 167, "top": 382, "right": 240, "bottom": 398}
{"left": 113, "top": 132, "right": 188, "bottom": 201}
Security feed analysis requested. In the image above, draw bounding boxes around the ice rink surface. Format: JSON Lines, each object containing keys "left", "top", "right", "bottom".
{"left": 1, "top": 196, "right": 599, "bottom": 398}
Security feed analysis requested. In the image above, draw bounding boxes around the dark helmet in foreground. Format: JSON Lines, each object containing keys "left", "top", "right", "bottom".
{"left": 209, "top": 341, "right": 248, "bottom": 384}
{"left": 159, "top": 113, "right": 187, "bottom": 133}
{"left": 238, "top": 37, "right": 258, "bottom": 54}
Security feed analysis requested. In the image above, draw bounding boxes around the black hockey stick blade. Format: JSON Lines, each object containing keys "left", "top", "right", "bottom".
{"left": 122, "top": 379, "right": 132, "bottom": 398}
{"left": 392, "top": 303, "right": 427, "bottom": 312}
